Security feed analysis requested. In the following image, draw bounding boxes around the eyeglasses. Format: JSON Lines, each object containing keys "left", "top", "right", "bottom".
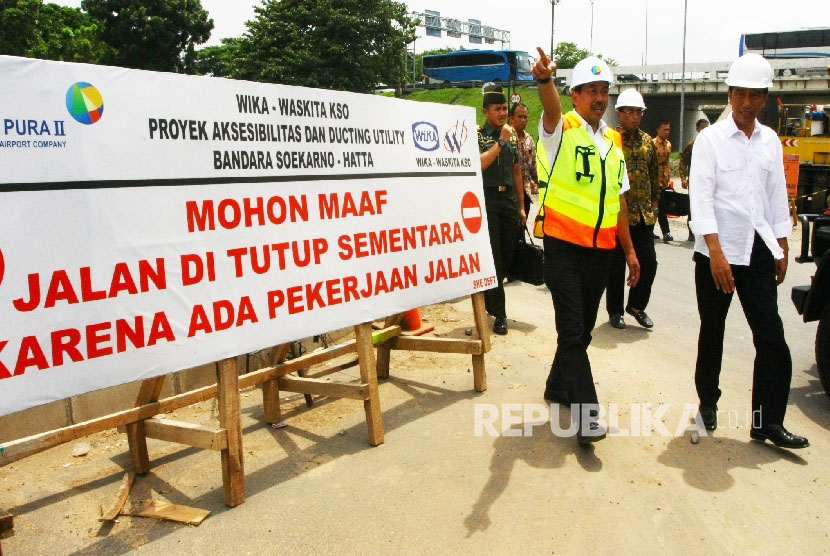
{"left": 620, "top": 108, "right": 643, "bottom": 116}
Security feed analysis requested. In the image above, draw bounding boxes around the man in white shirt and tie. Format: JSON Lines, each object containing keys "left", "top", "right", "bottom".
{"left": 689, "top": 53, "right": 808, "bottom": 449}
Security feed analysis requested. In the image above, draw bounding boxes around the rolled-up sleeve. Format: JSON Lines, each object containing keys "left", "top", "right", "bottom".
{"left": 689, "top": 130, "right": 719, "bottom": 236}
{"left": 538, "top": 117, "right": 564, "bottom": 175}
{"left": 768, "top": 137, "right": 793, "bottom": 239}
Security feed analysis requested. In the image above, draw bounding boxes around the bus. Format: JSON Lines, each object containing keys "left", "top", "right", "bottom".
{"left": 421, "top": 50, "right": 533, "bottom": 83}
{"left": 741, "top": 28, "right": 830, "bottom": 59}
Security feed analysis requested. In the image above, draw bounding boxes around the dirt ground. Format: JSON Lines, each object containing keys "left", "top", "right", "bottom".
{"left": 2, "top": 203, "right": 829, "bottom": 555}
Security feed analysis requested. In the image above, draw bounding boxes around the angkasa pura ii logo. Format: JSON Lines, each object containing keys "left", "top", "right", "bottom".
{"left": 66, "top": 82, "right": 104, "bottom": 125}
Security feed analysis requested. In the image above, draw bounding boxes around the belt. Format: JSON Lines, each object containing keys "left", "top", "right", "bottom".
{"left": 486, "top": 185, "right": 510, "bottom": 192}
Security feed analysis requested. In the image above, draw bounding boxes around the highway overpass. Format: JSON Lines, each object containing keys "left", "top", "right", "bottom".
{"left": 556, "top": 58, "right": 830, "bottom": 148}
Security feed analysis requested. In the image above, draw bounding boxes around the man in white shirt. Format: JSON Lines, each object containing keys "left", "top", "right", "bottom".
{"left": 689, "top": 53, "right": 808, "bottom": 449}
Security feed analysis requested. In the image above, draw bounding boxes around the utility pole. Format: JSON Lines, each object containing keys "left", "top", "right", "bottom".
{"left": 550, "top": 0, "right": 561, "bottom": 56}
{"left": 644, "top": 0, "right": 648, "bottom": 65}
{"left": 589, "top": 0, "right": 595, "bottom": 52}
{"left": 679, "top": 0, "right": 687, "bottom": 150}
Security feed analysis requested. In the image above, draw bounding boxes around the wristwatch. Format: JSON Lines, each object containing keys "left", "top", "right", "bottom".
{"left": 497, "top": 138, "right": 507, "bottom": 149}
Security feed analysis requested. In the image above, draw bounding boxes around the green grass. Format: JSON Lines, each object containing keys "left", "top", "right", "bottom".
{"left": 388, "top": 85, "right": 573, "bottom": 143}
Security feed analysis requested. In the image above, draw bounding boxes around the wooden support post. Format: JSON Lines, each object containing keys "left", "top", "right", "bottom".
{"left": 263, "top": 344, "right": 290, "bottom": 424}
{"left": 216, "top": 357, "right": 245, "bottom": 507}
{"left": 143, "top": 418, "right": 228, "bottom": 451}
{"left": 355, "top": 323, "right": 384, "bottom": 446}
{"left": 126, "top": 376, "right": 166, "bottom": 475}
{"left": 376, "top": 313, "right": 404, "bottom": 379}
{"left": 471, "top": 292, "right": 489, "bottom": 392}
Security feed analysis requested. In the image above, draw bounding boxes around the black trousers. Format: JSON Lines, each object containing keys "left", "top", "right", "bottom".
{"left": 606, "top": 223, "right": 658, "bottom": 314}
{"left": 657, "top": 190, "right": 671, "bottom": 236}
{"left": 694, "top": 235, "right": 792, "bottom": 428}
{"left": 483, "top": 191, "right": 520, "bottom": 320}
{"left": 544, "top": 237, "right": 613, "bottom": 405}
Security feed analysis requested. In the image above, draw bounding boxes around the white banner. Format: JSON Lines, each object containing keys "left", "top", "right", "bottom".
{"left": 0, "top": 56, "right": 496, "bottom": 417}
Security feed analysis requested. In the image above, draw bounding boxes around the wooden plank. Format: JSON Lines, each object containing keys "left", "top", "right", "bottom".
{"left": 0, "top": 327, "right": 402, "bottom": 467}
{"left": 238, "top": 340, "right": 357, "bottom": 390}
{"left": 277, "top": 376, "right": 369, "bottom": 400}
{"left": 471, "top": 292, "right": 491, "bottom": 353}
{"left": 355, "top": 323, "right": 384, "bottom": 446}
{"left": 472, "top": 354, "right": 487, "bottom": 392}
{"left": 470, "top": 293, "right": 489, "bottom": 391}
{"left": 0, "top": 510, "right": 13, "bottom": 540}
{"left": 376, "top": 316, "right": 404, "bottom": 379}
{"left": 216, "top": 357, "right": 245, "bottom": 507}
{"left": 0, "top": 383, "right": 220, "bottom": 467}
{"left": 296, "top": 369, "right": 314, "bottom": 407}
{"left": 126, "top": 376, "right": 166, "bottom": 475}
{"left": 263, "top": 343, "right": 290, "bottom": 424}
{"left": 143, "top": 418, "right": 228, "bottom": 451}
{"left": 262, "top": 380, "right": 282, "bottom": 424}
{"left": 132, "top": 501, "right": 210, "bottom": 525}
{"left": 388, "top": 336, "right": 484, "bottom": 355}
{"left": 372, "top": 324, "right": 402, "bottom": 346}
{"left": 99, "top": 472, "right": 135, "bottom": 522}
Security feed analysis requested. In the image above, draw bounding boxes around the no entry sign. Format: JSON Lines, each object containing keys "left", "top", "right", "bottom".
{"left": 461, "top": 191, "right": 483, "bottom": 234}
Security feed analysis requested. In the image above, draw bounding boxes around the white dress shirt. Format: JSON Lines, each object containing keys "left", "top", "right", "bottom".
{"left": 538, "top": 112, "right": 631, "bottom": 194}
{"left": 689, "top": 116, "right": 791, "bottom": 265}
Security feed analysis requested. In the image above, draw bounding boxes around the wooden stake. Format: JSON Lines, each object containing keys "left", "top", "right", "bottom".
{"left": 99, "top": 472, "right": 135, "bottom": 521}
{"left": 471, "top": 292, "right": 489, "bottom": 391}
{"left": 126, "top": 376, "right": 165, "bottom": 475}
{"left": 216, "top": 357, "right": 245, "bottom": 507}
{"left": 376, "top": 313, "right": 404, "bottom": 379}
{"left": 355, "top": 323, "right": 384, "bottom": 446}
{"left": 263, "top": 344, "right": 290, "bottom": 424}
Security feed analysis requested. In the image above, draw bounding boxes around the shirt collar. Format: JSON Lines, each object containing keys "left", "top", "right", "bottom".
{"left": 618, "top": 127, "right": 641, "bottom": 140}
{"left": 725, "top": 114, "right": 761, "bottom": 138}
{"left": 573, "top": 110, "right": 607, "bottom": 136}
{"left": 483, "top": 121, "right": 499, "bottom": 136}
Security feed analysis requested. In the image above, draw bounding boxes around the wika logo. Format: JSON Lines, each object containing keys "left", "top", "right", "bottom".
{"left": 412, "top": 121, "right": 439, "bottom": 151}
{"left": 66, "top": 82, "right": 104, "bottom": 125}
{"left": 443, "top": 120, "right": 468, "bottom": 153}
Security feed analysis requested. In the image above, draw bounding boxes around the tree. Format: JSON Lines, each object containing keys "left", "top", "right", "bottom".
{"left": 235, "top": 0, "right": 417, "bottom": 92}
{"left": 81, "top": 0, "right": 213, "bottom": 73}
{"left": 0, "top": 0, "right": 40, "bottom": 56}
{"left": 1, "top": 1, "right": 110, "bottom": 63}
{"left": 194, "top": 37, "right": 241, "bottom": 78}
{"left": 553, "top": 41, "right": 617, "bottom": 69}
{"left": 28, "top": 3, "right": 109, "bottom": 63}
{"left": 552, "top": 42, "right": 590, "bottom": 69}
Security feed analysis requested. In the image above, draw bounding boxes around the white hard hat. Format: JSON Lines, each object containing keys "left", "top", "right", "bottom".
{"left": 570, "top": 56, "right": 615, "bottom": 88}
{"left": 725, "top": 53, "right": 773, "bottom": 89}
{"left": 615, "top": 88, "right": 646, "bottom": 110}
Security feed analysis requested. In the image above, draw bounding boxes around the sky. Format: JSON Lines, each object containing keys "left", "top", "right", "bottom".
{"left": 55, "top": 0, "right": 829, "bottom": 66}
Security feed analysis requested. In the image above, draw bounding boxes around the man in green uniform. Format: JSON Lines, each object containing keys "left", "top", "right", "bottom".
{"left": 606, "top": 89, "right": 661, "bottom": 330}
{"left": 478, "top": 83, "right": 526, "bottom": 335}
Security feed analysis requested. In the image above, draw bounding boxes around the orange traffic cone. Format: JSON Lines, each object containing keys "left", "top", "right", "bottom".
{"left": 401, "top": 308, "right": 434, "bottom": 336}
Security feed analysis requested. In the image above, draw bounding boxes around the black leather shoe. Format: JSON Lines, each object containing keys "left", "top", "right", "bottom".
{"left": 662, "top": 233, "right": 673, "bottom": 243}
{"left": 625, "top": 307, "right": 654, "bottom": 328}
{"left": 609, "top": 313, "right": 626, "bottom": 329}
{"left": 577, "top": 421, "right": 606, "bottom": 446}
{"left": 750, "top": 424, "right": 809, "bottom": 449}
{"left": 543, "top": 387, "right": 571, "bottom": 405}
{"left": 699, "top": 404, "right": 717, "bottom": 431}
{"left": 493, "top": 317, "right": 508, "bottom": 335}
